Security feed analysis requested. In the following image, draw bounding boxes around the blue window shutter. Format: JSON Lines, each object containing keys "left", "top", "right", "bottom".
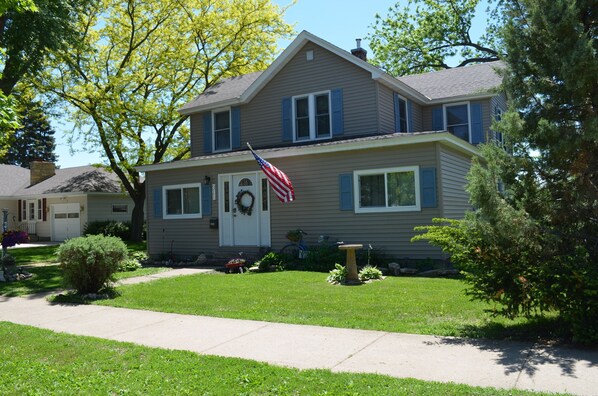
{"left": 281, "top": 97, "right": 292, "bottom": 142}
{"left": 393, "top": 93, "right": 401, "bottom": 132}
{"left": 407, "top": 100, "right": 414, "bottom": 132}
{"left": 432, "top": 107, "right": 443, "bottom": 131}
{"left": 201, "top": 184, "right": 212, "bottom": 216}
{"left": 420, "top": 168, "right": 437, "bottom": 208}
{"left": 339, "top": 173, "right": 354, "bottom": 211}
{"left": 470, "top": 103, "right": 484, "bottom": 144}
{"left": 331, "top": 88, "right": 344, "bottom": 136}
{"left": 203, "top": 113, "right": 212, "bottom": 153}
{"left": 153, "top": 188, "right": 162, "bottom": 218}
{"left": 231, "top": 107, "right": 241, "bottom": 149}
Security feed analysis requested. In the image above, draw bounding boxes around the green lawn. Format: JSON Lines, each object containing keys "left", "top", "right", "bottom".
{"left": 0, "top": 322, "right": 560, "bottom": 396}
{"left": 1, "top": 242, "right": 164, "bottom": 297}
{"left": 97, "top": 271, "right": 565, "bottom": 341}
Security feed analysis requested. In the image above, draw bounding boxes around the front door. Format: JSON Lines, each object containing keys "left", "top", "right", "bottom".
{"left": 219, "top": 172, "right": 271, "bottom": 247}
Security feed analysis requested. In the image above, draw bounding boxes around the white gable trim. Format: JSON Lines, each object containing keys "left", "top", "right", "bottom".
{"left": 136, "top": 132, "right": 479, "bottom": 173}
{"left": 179, "top": 31, "right": 430, "bottom": 115}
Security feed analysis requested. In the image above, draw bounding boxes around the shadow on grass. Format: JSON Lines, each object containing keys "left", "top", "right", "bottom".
{"left": 459, "top": 316, "right": 573, "bottom": 344}
{"left": 0, "top": 265, "right": 62, "bottom": 297}
{"left": 49, "top": 288, "right": 120, "bottom": 305}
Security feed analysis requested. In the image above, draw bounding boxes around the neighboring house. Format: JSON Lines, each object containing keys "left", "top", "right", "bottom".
{"left": 138, "top": 31, "right": 506, "bottom": 260}
{"left": 0, "top": 162, "right": 134, "bottom": 241}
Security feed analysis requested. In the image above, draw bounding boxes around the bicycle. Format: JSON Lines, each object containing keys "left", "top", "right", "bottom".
{"left": 280, "top": 229, "right": 309, "bottom": 259}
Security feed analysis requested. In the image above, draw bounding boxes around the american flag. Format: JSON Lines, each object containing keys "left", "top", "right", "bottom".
{"left": 248, "top": 144, "right": 295, "bottom": 203}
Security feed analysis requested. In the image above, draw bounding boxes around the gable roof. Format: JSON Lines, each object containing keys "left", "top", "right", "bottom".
{"left": 180, "top": 71, "right": 263, "bottom": 113}
{"left": 0, "top": 165, "right": 123, "bottom": 198}
{"left": 0, "top": 165, "right": 30, "bottom": 197}
{"left": 398, "top": 61, "right": 504, "bottom": 102}
{"left": 179, "top": 31, "right": 503, "bottom": 115}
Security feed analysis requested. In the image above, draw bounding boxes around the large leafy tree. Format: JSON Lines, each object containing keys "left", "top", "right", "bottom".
{"left": 415, "top": 0, "right": 598, "bottom": 343}
{"left": 368, "top": 0, "right": 502, "bottom": 76}
{"left": 39, "top": 0, "right": 292, "bottom": 241}
{"left": 1, "top": 96, "right": 57, "bottom": 167}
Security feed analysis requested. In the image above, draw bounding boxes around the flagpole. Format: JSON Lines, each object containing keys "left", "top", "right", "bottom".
{"left": 246, "top": 142, "right": 254, "bottom": 152}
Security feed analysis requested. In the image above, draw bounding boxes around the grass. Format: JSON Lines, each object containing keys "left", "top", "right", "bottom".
{"left": 97, "top": 271, "right": 566, "bottom": 341}
{"left": 1, "top": 241, "right": 164, "bottom": 297}
{"left": 0, "top": 322, "right": 560, "bottom": 396}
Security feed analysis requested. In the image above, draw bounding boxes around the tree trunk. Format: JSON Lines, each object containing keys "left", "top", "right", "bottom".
{"left": 130, "top": 190, "right": 146, "bottom": 242}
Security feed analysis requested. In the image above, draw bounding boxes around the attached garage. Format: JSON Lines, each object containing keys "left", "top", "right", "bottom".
{"left": 52, "top": 203, "right": 81, "bottom": 241}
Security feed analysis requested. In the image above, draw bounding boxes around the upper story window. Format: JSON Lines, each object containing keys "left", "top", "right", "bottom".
{"left": 494, "top": 106, "right": 504, "bottom": 146}
{"left": 293, "top": 91, "right": 331, "bottom": 141}
{"left": 354, "top": 166, "right": 420, "bottom": 213}
{"left": 397, "top": 96, "right": 408, "bottom": 132}
{"left": 163, "top": 183, "right": 202, "bottom": 219}
{"left": 213, "top": 109, "right": 231, "bottom": 152}
{"left": 444, "top": 103, "right": 470, "bottom": 142}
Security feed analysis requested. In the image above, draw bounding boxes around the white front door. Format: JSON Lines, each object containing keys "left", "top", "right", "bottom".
{"left": 52, "top": 203, "right": 81, "bottom": 241}
{"left": 219, "top": 172, "right": 271, "bottom": 247}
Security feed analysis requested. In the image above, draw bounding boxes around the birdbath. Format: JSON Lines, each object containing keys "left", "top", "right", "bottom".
{"left": 338, "top": 244, "right": 363, "bottom": 284}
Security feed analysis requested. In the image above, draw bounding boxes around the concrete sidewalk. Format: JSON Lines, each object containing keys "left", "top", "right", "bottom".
{"left": 1, "top": 295, "right": 596, "bottom": 395}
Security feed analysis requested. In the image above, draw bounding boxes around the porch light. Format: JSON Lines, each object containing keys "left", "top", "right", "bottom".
{"left": 203, "top": 175, "right": 211, "bottom": 185}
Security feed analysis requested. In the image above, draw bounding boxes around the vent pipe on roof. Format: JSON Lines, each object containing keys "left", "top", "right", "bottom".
{"left": 351, "top": 38, "right": 367, "bottom": 62}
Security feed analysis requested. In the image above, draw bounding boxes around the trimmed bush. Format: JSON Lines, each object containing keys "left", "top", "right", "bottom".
{"left": 58, "top": 235, "right": 128, "bottom": 294}
{"left": 84, "top": 221, "right": 131, "bottom": 241}
{"left": 117, "top": 258, "right": 141, "bottom": 272}
{"left": 302, "top": 244, "right": 345, "bottom": 272}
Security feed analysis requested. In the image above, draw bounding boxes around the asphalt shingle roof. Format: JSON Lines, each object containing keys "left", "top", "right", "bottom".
{"left": 0, "top": 165, "right": 30, "bottom": 197}
{"left": 0, "top": 165, "right": 122, "bottom": 197}
{"left": 180, "top": 71, "right": 263, "bottom": 112}
{"left": 397, "top": 61, "right": 504, "bottom": 100}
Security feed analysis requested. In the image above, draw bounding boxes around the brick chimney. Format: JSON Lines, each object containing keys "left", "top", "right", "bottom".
{"left": 351, "top": 38, "right": 367, "bottom": 62}
{"left": 30, "top": 161, "right": 55, "bottom": 186}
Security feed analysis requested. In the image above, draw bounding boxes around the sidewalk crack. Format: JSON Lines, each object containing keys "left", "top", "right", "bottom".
{"left": 330, "top": 332, "right": 388, "bottom": 370}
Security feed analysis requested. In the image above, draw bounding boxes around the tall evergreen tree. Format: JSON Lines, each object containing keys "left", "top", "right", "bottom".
{"left": 414, "top": 0, "right": 598, "bottom": 343}
{"left": 1, "top": 98, "right": 57, "bottom": 167}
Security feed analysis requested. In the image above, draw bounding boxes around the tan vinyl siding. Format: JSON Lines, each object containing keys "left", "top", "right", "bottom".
{"left": 189, "top": 42, "right": 379, "bottom": 154}
{"left": 86, "top": 194, "right": 135, "bottom": 223}
{"left": 377, "top": 84, "right": 424, "bottom": 133}
{"left": 377, "top": 84, "right": 395, "bottom": 133}
{"left": 146, "top": 143, "right": 445, "bottom": 260}
{"left": 422, "top": 105, "right": 435, "bottom": 131}
{"left": 439, "top": 146, "right": 473, "bottom": 219}
{"left": 190, "top": 113, "right": 203, "bottom": 158}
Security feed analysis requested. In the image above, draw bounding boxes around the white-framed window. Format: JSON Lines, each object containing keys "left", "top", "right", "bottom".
{"left": 444, "top": 102, "right": 471, "bottom": 142}
{"left": 494, "top": 106, "right": 505, "bottom": 146}
{"left": 25, "top": 200, "right": 42, "bottom": 221}
{"left": 396, "top": 95, "right": 408, "bottom": 132}
{"left": 293, "top": 91, "right": 331, "bottom": 141}
{"left": 163, "top": 183, "right": 202, "bottom": 219}
{"left": 112, "top": 204, "right": 128, "bottom": 213}
{"left": 354, "top": 166, "right": 420, "bottom": 213}
{"left": 212, "top": 108, "right": 231, "bottom": 152}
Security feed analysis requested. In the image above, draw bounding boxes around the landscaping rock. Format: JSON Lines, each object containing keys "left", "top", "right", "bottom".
{"left": 388, "top": 262, "right": 401, "bottom": 275}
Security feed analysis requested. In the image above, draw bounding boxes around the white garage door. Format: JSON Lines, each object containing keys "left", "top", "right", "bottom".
{"left": 52, "top": 203, "right": 81, "bottom": 241}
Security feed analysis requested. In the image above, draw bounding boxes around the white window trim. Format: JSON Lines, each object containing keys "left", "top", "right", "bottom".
{"left": 292, "top": 90, "right": 332, "bottom": 142}
{"left": 494, "top": 106, "right": 505, "bottom": 146}
{"left": 212, "top": 107, "right": 232, "bottom": 153}
{"left": 443, "top": 101, "right": 471, "bottom": 143}
{"left": 353, "top": 166, "right": 421, "bottom": 214}
{"left": 162, "top": 183, "right": 202, "bottom": 219}
{"left": 26, "top": 199, "right": 41, "bottom": 221}
{"left": 396, "top": 94, "right": 410, "bottom": 133}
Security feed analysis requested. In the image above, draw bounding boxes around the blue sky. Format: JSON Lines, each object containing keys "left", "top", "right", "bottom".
{"left": 53, "top": 0, "right": 486, "bottom": 168}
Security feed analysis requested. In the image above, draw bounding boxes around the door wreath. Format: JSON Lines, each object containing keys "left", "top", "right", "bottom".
{"left": 235, "top": 190, "right": 255, "bottom": 216}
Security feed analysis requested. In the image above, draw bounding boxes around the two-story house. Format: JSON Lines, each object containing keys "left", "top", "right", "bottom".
{"left": 137, "top": 31, "right": 505, "bottom": 260}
